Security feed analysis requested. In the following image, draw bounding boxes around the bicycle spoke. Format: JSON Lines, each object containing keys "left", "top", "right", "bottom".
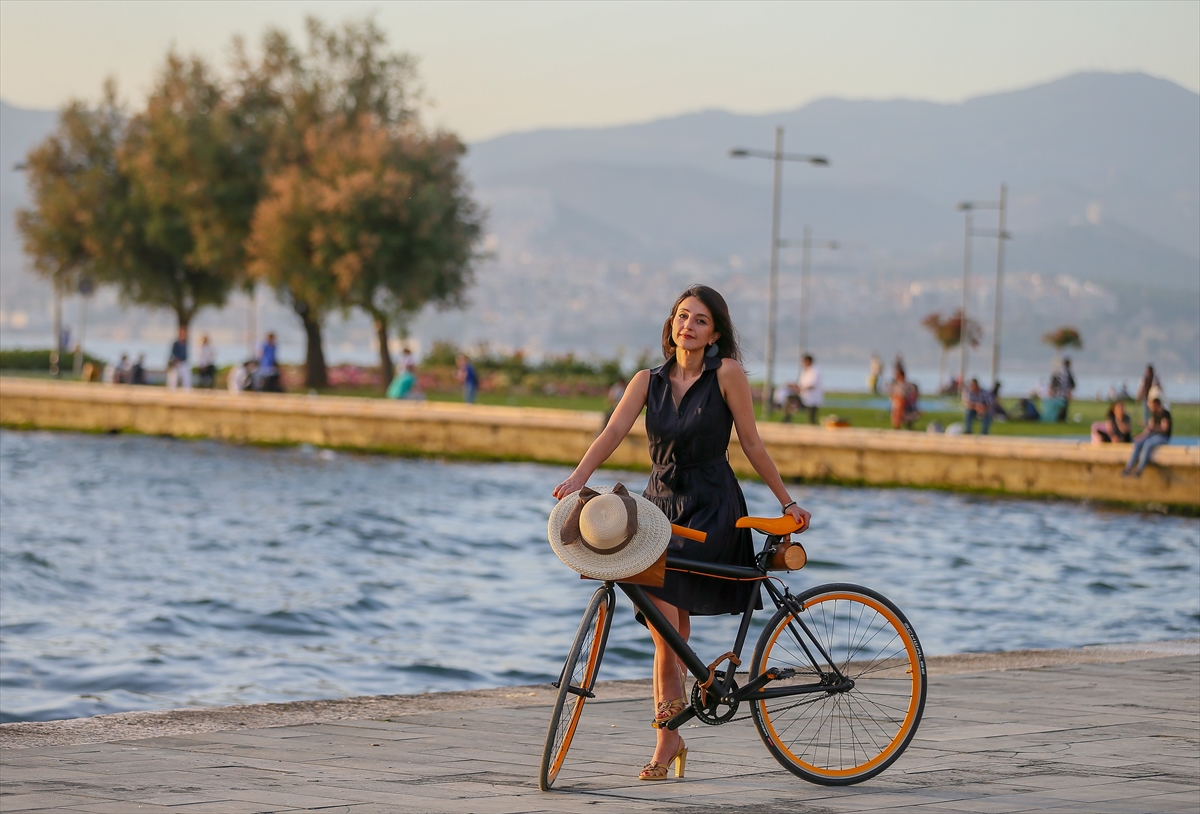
{"left": 750, "top": 585, "right": 926, "bottom": 785}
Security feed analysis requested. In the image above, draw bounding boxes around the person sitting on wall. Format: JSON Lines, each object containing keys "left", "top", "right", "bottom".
{"left": 989, "top": 381, "right": 1009, "bottom": 420}
{"left": 1122, "top": 397, "right": 1171, "bottom": 477}
{"left": 1091, "top": 402, "right": 1133, "bottom": 444}
{"left": 229, "top": 359, "right": 258, "bottom": 393}
{"left": 386, "top": 362, "right": 422, "bottom": 399}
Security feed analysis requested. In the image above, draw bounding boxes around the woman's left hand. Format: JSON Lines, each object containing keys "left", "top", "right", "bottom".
{"left": 785, "top": 502, "right": 811, "bottom": 530}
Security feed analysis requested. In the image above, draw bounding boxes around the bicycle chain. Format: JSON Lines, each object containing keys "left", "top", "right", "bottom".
{"left": 687, "top": 690, "right": 827, "bottom": 726}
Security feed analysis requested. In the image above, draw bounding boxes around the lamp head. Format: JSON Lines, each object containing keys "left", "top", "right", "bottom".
{"left": 729, "top": 149, "right": 749, "bottom": 158}
{"left": 809, "top": 156, "right": 829, "bottom": 166}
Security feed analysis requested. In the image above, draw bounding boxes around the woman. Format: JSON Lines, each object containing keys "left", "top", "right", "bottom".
{"left": 1091, "top": 402, "right": 1132, "bottom": 444}
{"left": 552, "top": 285, "right": 810, "bottom": 780}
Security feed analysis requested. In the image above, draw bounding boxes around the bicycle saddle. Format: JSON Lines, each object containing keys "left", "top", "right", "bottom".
{"left": 735, "top": 515, "right": 807, "bottom": 535}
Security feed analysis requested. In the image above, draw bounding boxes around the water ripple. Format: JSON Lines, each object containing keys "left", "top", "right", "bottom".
{"left": 1, "top": 429, "right": 1197, "bottom": 723}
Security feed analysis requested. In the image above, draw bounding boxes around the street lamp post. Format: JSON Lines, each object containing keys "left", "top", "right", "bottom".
{"left": 795, "top": 226, "right": 837, "bottom": 360}
{"left": 990, "top": 184, "right": 1010, "bottom": 388}
{"left": 730, "top": 128, "right": 828, "bottom": 418}
{"left": 956, "top": 192, "right": 1009, "bottom": 391}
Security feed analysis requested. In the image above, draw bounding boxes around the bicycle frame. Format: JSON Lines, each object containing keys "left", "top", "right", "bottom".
{"left": 615, "top": 538, "right": 852, "bottom": 730}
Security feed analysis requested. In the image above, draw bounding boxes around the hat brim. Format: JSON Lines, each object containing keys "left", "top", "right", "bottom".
{"left": 548, "top": 486, "right": 671, "bottom": 581}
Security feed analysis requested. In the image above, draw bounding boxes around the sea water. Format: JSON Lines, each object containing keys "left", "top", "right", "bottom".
{"left": 1, "top": 429, "right": 1196, "bottom": 723}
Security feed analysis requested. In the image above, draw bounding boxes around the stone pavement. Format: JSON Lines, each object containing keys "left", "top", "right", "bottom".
{"left": 1, "top": 651, "right": 1197, "bottom": 813}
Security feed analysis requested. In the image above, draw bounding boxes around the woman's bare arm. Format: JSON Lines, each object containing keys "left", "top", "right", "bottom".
{"left": 552, "top": 369, "right": 651, "bottom": 498}
{"left": 718, "top": 360, "right": 811, "bottom": 526}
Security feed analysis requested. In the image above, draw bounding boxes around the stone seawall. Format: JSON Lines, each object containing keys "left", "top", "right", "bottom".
{"left": 2, "top": 377, "right": 1197, "bottom": 509}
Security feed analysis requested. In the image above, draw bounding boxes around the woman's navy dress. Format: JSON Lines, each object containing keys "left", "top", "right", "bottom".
{"left": 642, "top": 355, "right": 760, "bottom": 616}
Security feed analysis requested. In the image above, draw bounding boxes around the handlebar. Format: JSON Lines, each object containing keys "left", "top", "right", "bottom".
{"left": 670, "top": 524, "right": 707, "bottom": 543}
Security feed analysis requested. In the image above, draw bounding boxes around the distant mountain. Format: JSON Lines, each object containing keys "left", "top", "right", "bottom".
{"left": 2, "top": 73, "right": 1198, "bottom": 380}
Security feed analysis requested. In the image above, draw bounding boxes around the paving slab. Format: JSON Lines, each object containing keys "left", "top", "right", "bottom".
{"left": 1, "top": 646, "right": 1197, "bottom": 814}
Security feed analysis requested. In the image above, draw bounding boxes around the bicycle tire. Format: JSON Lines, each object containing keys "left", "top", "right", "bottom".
{"left": 749, "top": 583, "right": 926, "bottom": 785}
{"left": 538, "top": 585, "right": 614, "bottom": 791}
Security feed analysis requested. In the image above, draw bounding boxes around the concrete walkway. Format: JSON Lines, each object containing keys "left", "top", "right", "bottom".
{"left": 1, "top": 647, "right": 1197, "bottom": 813}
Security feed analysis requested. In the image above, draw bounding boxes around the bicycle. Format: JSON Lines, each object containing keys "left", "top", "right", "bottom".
{"left": 539, "top": 513, "right": 926, "bottom": 790}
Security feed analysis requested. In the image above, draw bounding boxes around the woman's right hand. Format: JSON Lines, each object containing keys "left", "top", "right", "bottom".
{"left": 553, "top": 473, "right": 588, "bottom": 500}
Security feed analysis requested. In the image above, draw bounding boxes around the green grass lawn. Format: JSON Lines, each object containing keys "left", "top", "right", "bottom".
{"left": 794, "top": 392, "right": 1199, "bottom": 437}
{"left": 6, "top": 368, "right": 1195, "bottom": 439}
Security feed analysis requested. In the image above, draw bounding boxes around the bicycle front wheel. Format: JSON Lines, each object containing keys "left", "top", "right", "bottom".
{"left": 749, "top": 583, "right": 926, "bottom": 785}
{"left": 538, "top": 585, "right": 614, "bottom": 791}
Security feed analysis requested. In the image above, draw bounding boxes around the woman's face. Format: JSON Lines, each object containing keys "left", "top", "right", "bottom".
{"left": 672, "top": 296, "right": 719, "bottom": 353}
{"left": 1114, "top": 402, "right": 1126, "bottom": 418}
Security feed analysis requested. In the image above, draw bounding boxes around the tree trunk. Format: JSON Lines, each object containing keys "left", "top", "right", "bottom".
{"left": 938, "top": 349, "right": 946, "bottom": 391}
{"left": 293, "top": 300, "right": 328, "bottom": 389}
{"left": 372, "top": 311, "right": 394, "bottom": 391}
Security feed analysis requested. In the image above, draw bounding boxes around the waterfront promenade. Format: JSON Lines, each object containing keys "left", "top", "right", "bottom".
{"left": 2, "top": 378, "right": 1197, "bottom": 509}
{"left": 1, "top": 642, "right": 1196, "bottom": 813}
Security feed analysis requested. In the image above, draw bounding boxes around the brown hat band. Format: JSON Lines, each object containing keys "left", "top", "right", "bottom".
{"left": 560, "top": 483, "right": 639, "bottom": 555}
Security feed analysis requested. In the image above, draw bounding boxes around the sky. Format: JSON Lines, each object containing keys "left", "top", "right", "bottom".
{"left": 1, "top": 0, "right": 1198, "bottom": 142}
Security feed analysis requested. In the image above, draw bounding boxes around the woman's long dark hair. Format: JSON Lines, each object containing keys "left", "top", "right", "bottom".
{"left": 661, "top": 285, "right": 741, "bottom": 362}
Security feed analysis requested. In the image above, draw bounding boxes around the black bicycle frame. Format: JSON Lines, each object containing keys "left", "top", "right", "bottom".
{"left": 616, "top": 546, "right": 851, "bottom": 727}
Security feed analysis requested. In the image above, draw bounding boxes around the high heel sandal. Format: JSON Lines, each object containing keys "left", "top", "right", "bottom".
{"left": 639, "top": 740, "right": 688, "bottom": 780}
{"left": 652, "top": 697, "right": 687, "bottom": 729}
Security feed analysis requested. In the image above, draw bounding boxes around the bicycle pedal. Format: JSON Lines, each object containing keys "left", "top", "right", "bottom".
{"left": 767, "top": 668, "right": 797, "bottom": 680}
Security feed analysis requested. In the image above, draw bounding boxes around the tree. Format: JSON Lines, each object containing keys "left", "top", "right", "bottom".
{"left": 19, "top": 54, "right": 263, "bottom": 336}
{"left": 17, "top": 83, "right": 125, "bottom": 310}
{"left": 324, "top": 120, "right": 481, "bottom": 386}
{"left": 921, "top": 310, "right": 982, "bottom": 387}
{"left": 1042, "top": 326, "right": 1082, "bottom": 353}
{"left": 114, "top": 52, "right": 262, "bottom": 330}
{"left": 243, "top": 17, "right": 481, "bottom": 388}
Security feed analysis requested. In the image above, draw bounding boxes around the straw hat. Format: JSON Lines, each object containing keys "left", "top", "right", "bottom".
{"left": 547, "top": 484, "right": 672, "bottom": 581}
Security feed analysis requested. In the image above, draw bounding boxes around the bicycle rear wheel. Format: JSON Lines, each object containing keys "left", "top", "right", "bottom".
{"left": 749, "top": 583, "right": 926, "bottom": 785}
{"left": 538, "top": 585, "right": 614, "bottom": 791}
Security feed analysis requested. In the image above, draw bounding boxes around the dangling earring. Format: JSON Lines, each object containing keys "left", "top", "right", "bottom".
{"left": 706, "top": 342, "right": 719, "bottom": 357}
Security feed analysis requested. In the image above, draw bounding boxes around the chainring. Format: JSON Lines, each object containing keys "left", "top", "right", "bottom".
{"left": 690, "top": 672, "right": 740, "bottom": 725}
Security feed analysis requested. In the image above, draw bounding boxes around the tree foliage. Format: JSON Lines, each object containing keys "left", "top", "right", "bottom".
{"left": 921, "top": 310, "right": 983, "bottom": 385}
{"left": 17, "top": 83, "right": 125, "bottom": 297}
{"left": 1042, "top": 326, "right": 1083, "bottom": 350}
{"left": 243, "top": 18, "right": 480, "bottom": 388}
{"left": 19, "top": 16, "right": 482, "bottom": 389}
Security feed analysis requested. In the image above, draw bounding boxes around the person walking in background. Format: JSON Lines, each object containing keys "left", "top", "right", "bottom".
{"left": 962, "top": 378, "right": 993, "bottom": 435}
{"left": 604, "top": 376, "right": 628, "bottom": 427}
{"left": 1050, "top": 357, "right": 1075, "bottom": 422}
{"left": 796, "top": 354, "right": 823, "bottom": 425}
{"left": 456, "top": 354, "right": 478, "bottom": 403}
{"left": 197, "top": 335, "right": 217, "bottom": 388}
{"left": 867, "top": 352, "right": 882, "bottom": 395}
{"left": 1091, "top": 402, "right": 1132, "bottom": 444}
{"left": 1136, "top": 364, "right": 1160, "bottom": 426}
{"left": 169, "top": 327, "right": 191, "bottom": 389}
{"left": 889, "top": 367, "right": 919, "bottom": 430}
{"left": 400, "top": 346, "right": 415, "bottom": 373}
{"left": 1123, "top": 397, "right": 1171, "bottom": 477}
{"left": 257, "top": 332, "right": 282, "bottom": 392}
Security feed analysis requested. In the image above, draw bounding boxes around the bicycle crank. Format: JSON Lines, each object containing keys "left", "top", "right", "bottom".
{"left": 690, "top": 676, "right": 740, "bottom": 725}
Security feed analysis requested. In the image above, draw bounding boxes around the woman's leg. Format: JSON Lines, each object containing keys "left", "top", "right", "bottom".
{"left": 647, "top": 595, "right": 689, "bottom": 766}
